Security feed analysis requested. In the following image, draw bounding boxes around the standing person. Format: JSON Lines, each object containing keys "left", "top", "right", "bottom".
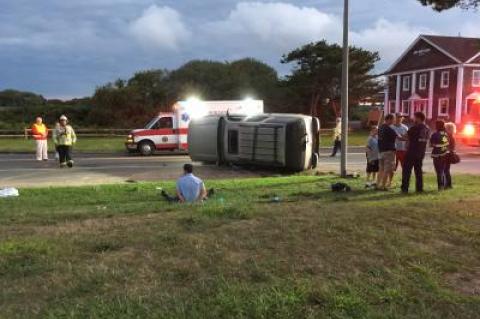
{"left": 53, "top": 115, "right": 77, "bottom": 168}
{"left": 330, "top": 117, "right": 342, "bottom": 157}
{"left": 391, "top": 113, "right": 408, "bottom": 170}
{"left": 365, "top": 126, "right": 379, "bottom": 188}
{"left": 401, "top": 112, "right": 430, "bottom": 194}
{"left": 377, "top": 114, "right": 397, "bottom": 190}
{"left": 31, "top": 116, "right": 49, "bottom": 161}
{"left": 444, "top": 122, "right": 457, "bottom": 189}
{"left": 54, "top": 121, "right": 60, "bottom": 160}
{"left": 430, "top": 120, "right": 450, "bottom": 191}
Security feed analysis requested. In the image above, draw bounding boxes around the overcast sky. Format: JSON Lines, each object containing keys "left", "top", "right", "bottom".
{"left": 1, "top": 0, "right": 479, "bottom": 99}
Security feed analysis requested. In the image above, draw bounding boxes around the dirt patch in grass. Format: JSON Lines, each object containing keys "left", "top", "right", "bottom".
{"left": 446, "top": 269, "right": 480, "bottom": 296}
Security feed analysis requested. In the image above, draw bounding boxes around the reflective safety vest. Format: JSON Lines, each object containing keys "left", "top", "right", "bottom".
{"left": 431, "top": 131, "right": 449, "bottom": 158}
{"left": 31, "top": 123, "right": 48, "bottom": 140}
{"left": 53, "top": 125, "right": 77, "bottom": 146}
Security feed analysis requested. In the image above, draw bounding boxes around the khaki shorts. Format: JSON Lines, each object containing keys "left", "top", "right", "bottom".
{"left": 379, "top": 151, "right": 396, "bottom": 173}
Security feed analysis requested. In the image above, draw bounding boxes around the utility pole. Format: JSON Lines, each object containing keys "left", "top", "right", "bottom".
{"left": 340, "top": 0, "right": 349, "bottom": 178}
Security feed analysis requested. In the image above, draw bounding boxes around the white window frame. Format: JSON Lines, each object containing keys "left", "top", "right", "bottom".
{"left": 440, "top": 71, "right": 450, "bottom": 88}
{"left": 389, "top": 101, "right": 396, "bottom": 114}
{"left": 402, "top": 76, "right": 411, "bottom": 91}
{"left": 438, "top": 98, "right": 449, "bottom": 116}
{"left": 401, "top": 100, "right": 410, "bottom": 115}
{"left": 419, "top": 74, "right": 427, "bottom": 90}
{"left": 472, "top": 70, "right": 480, "bottom": 87}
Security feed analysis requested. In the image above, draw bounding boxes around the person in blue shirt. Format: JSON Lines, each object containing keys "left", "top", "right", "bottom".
{"left": 161, "top": 164, "right": 211, "bottom": 203}
{"left": 365, "top": 126, "right": 379, "bottom": 188}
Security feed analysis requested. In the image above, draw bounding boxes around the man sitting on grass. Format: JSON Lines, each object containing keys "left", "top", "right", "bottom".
{"left": 162, "top": 164, "right": 213, "bottom": 203}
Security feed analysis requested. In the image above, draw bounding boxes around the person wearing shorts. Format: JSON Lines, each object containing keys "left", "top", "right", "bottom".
{"left": 365, "top": 126, "right": 379, "bottom": 188}
{"left": 377, "top": 114, "right": 398, "bottom": 190}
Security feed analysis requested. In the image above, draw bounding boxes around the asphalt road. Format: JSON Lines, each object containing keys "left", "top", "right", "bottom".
{"left": 1, "top": 147, "right": 480, "bottom": 188}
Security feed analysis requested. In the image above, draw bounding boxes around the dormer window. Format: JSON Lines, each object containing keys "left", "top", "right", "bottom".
{"left": 440, "top": 71, "right": 450, "bottom": 88}
{"left": 402, "top": 76, "right": 411, "bottom": 91}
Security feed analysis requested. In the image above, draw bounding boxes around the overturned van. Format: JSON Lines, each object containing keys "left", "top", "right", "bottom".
{"left": 188, "top": 114, "right": 320, "bottom": 172}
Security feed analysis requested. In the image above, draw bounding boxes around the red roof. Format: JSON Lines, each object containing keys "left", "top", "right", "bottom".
{"left": 422, "top": 35, "right": 480, "bottom": 62}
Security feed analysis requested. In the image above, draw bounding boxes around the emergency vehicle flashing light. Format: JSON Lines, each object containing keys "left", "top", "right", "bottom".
{"left": 463, "top": 123, "right": 475, "bottom": 136}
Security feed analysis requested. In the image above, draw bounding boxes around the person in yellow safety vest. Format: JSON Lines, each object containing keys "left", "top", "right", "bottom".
{"left": 53, "top": 115, "right": 77, "bottom": 168}
{"left": 31, "top": 116, "right": 49, "bottom": 161}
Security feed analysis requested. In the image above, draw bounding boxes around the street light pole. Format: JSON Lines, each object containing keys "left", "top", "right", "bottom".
{"left": 340, "top": 0, "right": 349, "bottom": 178}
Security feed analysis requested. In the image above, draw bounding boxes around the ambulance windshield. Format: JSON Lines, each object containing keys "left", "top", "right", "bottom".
{"left": 145, "top": 117, "right": 159, "bottom": 129}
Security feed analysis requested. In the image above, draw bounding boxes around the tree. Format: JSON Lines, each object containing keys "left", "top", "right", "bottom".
{"left": 166, "top": 59, "right": 279, "bottom": 104}
{"left": 418, "top": 0, "right": 479, "bottom": 11}
{"left": 0, "top": 89, "right": 46, "bottom": 107}
{"left": 281, "top": 40, "right": 381, "bottom": 120}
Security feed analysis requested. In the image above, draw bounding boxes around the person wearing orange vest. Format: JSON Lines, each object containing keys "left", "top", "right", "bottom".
{"left": 31, "top": 116, "right": 49, "bottom": 161}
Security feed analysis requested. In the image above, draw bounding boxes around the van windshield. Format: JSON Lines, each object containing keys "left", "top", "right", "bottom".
{"left": 145, "top": 117, "right": 159, "bottom": 129}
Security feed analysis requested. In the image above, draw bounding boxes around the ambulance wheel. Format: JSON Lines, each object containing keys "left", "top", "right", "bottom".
{"left": 138, "top": 141, "right": 155, "bottom": 156}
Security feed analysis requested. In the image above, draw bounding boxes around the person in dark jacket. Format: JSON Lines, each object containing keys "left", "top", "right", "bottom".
{"left": 444, "top": 122, "right": 457, "bottom": 189}
{"left": 401, "top": 112, "right": 430, "bottom": 193}
{"left": 377, "top": 114, "right": 398, "bottom": 190}
{"left": 430, "top": 120, "right": 450, "bottom": 190}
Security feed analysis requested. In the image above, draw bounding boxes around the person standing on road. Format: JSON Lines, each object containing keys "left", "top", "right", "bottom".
{"left": 330, "top": 117, "right": 342, "bottom": 157}
{"left": 377, "top": 114, "right": 397, "bottom": 190}
{"left": 365, "top": 126, "right": 379, "bottom": 188}
{"left": 31, "top": 116, "right": 49, "bottom": 161}
{"left": 53, "top": 115, "right": 77, "bottom": 168}
{"left": 391, "top": 113, "right": 408, "bottom": 170}
{"left": 401, "top": 112, "right": 430, "bottom": 194}
{"left": 430, "top": 120, "right": 450, "bottom": 191}
{"left": 444, "top": 122, "right": 457, "bottom": 189}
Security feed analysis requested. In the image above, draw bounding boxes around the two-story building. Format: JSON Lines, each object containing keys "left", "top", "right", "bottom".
{"left": 384, "top": 35, "right": 480, "bottom": 124}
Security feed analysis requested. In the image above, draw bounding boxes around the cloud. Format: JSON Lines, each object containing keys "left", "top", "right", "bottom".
{"left": 204, "top": 2, "right": 341, "bottom": 55}
{"left": 351, "top": 19, "right": 434, "bottom": 68}
{"left": 129, "top": 5, "right": 190, "bottom": 51}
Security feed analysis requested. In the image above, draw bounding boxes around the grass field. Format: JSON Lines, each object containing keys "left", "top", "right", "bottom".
{"left": 320, "top": 130, "right": 368, "bottom": 147}
{"left": 0, "top": 131, "right": 368, "bottom": 153}
{"left": 1, "top": 175, "right": 479, "bottom": 318}
{"left": 0, "top": 136, "right": 126, "bottom": 153}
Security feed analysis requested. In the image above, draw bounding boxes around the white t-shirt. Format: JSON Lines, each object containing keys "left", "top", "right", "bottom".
{"left": 391, "top": 124, "right": 408, "bottom": 151}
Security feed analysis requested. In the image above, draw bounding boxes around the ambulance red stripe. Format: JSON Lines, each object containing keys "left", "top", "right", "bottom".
{"left": 134, "top": 128, "right": 189, "bottom": 136}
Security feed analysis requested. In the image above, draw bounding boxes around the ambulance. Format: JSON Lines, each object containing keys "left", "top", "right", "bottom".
{"left": 125, "top": 99, "right": 264, "bottom": 155}
{"left": 458, "top": 97, "right": 480, "bottom": 146}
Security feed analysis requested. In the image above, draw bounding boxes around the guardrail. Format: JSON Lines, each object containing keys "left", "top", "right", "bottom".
{"left": 0, "top": 129, "right": 133, "bottom": 139}
{"left": 0, "top": 128, "right": 348, "bottom": 139}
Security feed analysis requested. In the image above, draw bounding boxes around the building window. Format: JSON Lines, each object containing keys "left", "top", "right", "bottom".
{"left": 389, "top": 101, "right": 396, "bottom": 114}
{"left": 414, "top": 100, "right": 428, "bottom": 114}
{"left": 438, "top": 98, "right": 449, "bottom": 116}
{"left": 401, "top": 100, "right": 410, "bottom": 115}
{"left": 440, "top": 71, "right": 450, "bottom": 88}
{"left": 472, "top": 70, "right": 480, "bottom": 87}
{"left": 402, "top": 76, "right": 411, "bottom": 91}
{"left": 419, "top": 74, "right": 427, "bottom": 90}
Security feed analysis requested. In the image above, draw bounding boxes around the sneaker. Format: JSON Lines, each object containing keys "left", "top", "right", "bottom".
{"left": 60, "top": 163, "right": 67, "bottom": 168}
{"left": 67, "top": 160, "right": 74, "bottom": 168}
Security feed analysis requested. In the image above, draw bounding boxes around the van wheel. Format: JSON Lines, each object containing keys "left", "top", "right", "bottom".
{"left": 138, "top": 141, "right": 155, "bottom": 156}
